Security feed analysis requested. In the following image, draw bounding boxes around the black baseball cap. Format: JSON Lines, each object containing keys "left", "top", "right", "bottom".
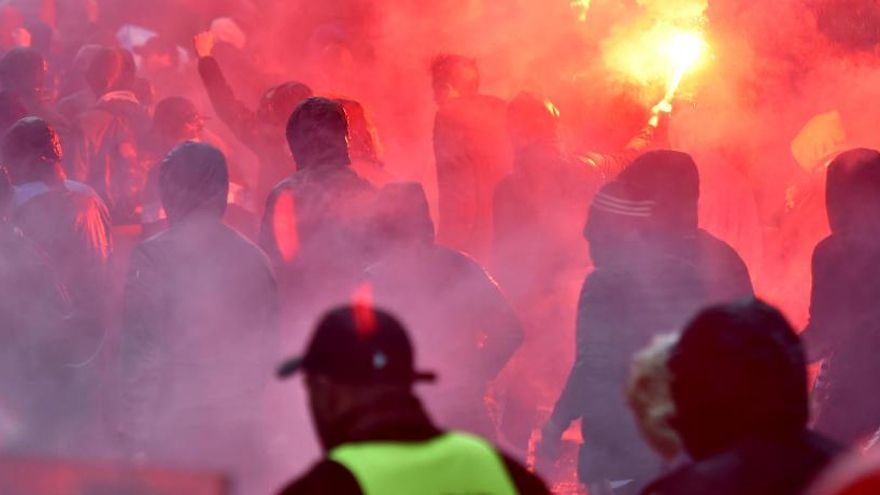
{"left": 277, "top": 305, "right": 436, "bottom": 385}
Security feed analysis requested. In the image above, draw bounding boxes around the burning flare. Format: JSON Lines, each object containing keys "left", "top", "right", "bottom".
{"left": 570, "top": 0, "right": 591, "bottom": 22}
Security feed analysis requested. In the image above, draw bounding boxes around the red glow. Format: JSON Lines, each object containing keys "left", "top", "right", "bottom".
{"left": 352, "top": 283, "right": 377, "bottom": 338}
{"left": 272, "top": 190, "right": 299, "bottom": 263}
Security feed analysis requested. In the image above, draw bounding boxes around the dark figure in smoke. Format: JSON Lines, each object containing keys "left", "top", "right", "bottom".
{"left": 803, "top": 148, "right": 880, "bottom": 446}
{"left": 643, "top": 299, "right": 841, "bottom": 495}
{"left": 616, "top": 150, "right": 754, "bottom": 304}
{"left": 368, "top": 182, "right": 523, "bottom": 440}
{"left": 275, "top": 305, "right": 548, "bottom": 495}
{"left": 336, "top": 98, "right": 394, "bottom": 188}
{"left": 539, "top": 180, "right": 707, "bottom": 494}
{"left": 194, "top": 31, "right": 313, "bottom": 208}
{"left": 260, "top": 97, "right": 376, "bottom": 314}
{"left": 75, "top": 47, "right": 151, "bottom": 224}
{"left": 0, "top": 47, "right": 84, "bottom": 179}
{"left": 432, "top": 54, "right": 512, "bottom": 264}
{"left": 120, "top": 142, "right": 278, "bottom": 493}
{"left": 0, "top": 166, "right": 76, "bottom": 455}
{"left": 3, "top": 116, "right": 111, "bottom": 341}
{"left": 492, "top": 92, "right": 602, "bottom": 447}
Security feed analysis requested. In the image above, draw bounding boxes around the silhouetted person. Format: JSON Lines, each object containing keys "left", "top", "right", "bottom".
{"left": 617, "top": 150, "right": 754, "bottom": 304}
{"left": 336, "top": 98, "right": 394, "bottom": 187}
{"left": 120, "top": 142, "right": 278, "bottom": 492}
{"left": 368, "top": 182, "right": 523, "bottom": 439}
{"left": 432, "top": 54, "right": 512, "bottom": 264}
{"left": 260, "top": 97, "right": 376, "bottom": 315}
{"left": 0, "top": 89, "right": 27, "bottom": 132}
{"left": 803, "top": 148, "right": 880, "bottom": 446}
{"left": 275, "top": 305, "right": 549, "bottom": 495}
{"left": 539, "top": 180, "right": 707, "bottom": 494}
{"left": 643, "top": 299, "right": 841, "bottom": 495}
{"left": 4, "top": 116, "right": 111, "bottom": 336}
{"left": 194, "top": 31, "right": 313, "bottom": 207}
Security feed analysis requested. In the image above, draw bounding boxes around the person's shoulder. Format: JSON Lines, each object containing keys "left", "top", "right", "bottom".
{"left": 275, "top": 459, "right": 362, "bottom": 495}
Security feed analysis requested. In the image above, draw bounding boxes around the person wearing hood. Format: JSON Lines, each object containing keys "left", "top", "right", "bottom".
{"left": 259, "top": 97, "right": 376, "bottom": 315}
{"left": 802, "top": 148, "right": 880, "bottom": 447}
{"left": 538, "top": 180, "right": 707, "bottom": 495}
{"left": 642, "top": 299, "right": 841, "bottom": 495}
{"left": 432, "top": 54, "right": 512, "bottom": 265}
{"left": 616, "top": 150, "right": 754, "bottom": 304}
{"left": 4, "top": 116, "right": 111, "bottom": 337}
{"left": 367, "top": 182, "right": 523, "bottom": 440}
{"left": 119, "top": 141, "right": 278, "bottom": 493}
{"left": 194, "top": 30, "right": 313, "bottom": 208}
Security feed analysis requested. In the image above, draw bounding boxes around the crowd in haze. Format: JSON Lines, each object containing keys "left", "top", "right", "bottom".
{"left": 2, "top": 1, "right": 880, "bottom": 495}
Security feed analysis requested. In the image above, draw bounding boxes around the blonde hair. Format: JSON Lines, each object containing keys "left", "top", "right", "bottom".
{"left": 627, "top": 333, "right": 682, "bottom": 459}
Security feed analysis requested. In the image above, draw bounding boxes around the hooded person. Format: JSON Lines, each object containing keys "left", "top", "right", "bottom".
{"left": 194, "top": 31, "right": 313, "bottom": 208}
{"left": 616, "top": 150, "right": 754, "bottom": 304}
{"left": 643, "top": 299, "right": 841, "bottom": 495}
{"left": 431, "top": 54, "right": 512, "bottom": 265}
{"left": 4, "top": 116, "right": 111, "bottom": 337}
{"left": 538, "top": 180, "right": 707, "bottom": 495}
{"left": 802, "top": 148, "right": 880, "bottom": 447}
{"left": 367, "top": 182, "right": 523, "bottom": 440}
{"left": 119, "top": 141, "right": 278, "bottom": 493}
{"left": 259, "top": 97, "right": 376, "bottom": 318}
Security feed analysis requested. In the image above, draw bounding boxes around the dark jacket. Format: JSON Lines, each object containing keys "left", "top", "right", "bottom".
{"left": 804, "top": 148, "right": 880, "bottom": 445}
{"left": 277, "top": 395, "right": 549, "bottom": 495}
{"left": 642, "top": 432, "right": 840, "bottom": 495}
{"left": 550, "top": 252, "right": 706, "bottom": 486}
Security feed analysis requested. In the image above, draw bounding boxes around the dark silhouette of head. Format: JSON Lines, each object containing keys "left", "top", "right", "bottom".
{"left": 278, "top": 304, "right": 434, "bottom": 451}
{"left": 2, "top": 117, "right": 64, "bottom": 185}
{"left": 0, "top": 47, "right": 47, "bottom": 101}
{"left": 153, "top": 97, "right": 203, "bottom": 142}
{"left": 507, "top": 92, "right": 559, "bottom": 151}
{"left": 257, "top": 81, "right": 313, "bottom": 127}
{"left": 585, "top": 180, "right": 655, "bottom": 267}
{"left": 669, "top": 298, "right": 809, "bottom": 460}
{"left": 825, "top": 148, "right": 880, "bottom": 238}
{"left": 372, "top": 182, "right": 435, "bottom": 248}
{"left": 159, "top": 141, "right": 229, "bottom": 223}
{"left": 617, "top": 150, "right": 700, "bottom": 236}
{"left": 85, "top": 47, "right": 135, "bottom": 97}
{"left": 430, "top": 54, "right": 480, "bottom": 106}
{"left": 286, "top": 97, "right": 351, "bottom": 170}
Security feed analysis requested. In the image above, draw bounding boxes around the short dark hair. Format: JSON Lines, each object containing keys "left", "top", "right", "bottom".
{"left": 258, "top": 81, "right": 313, "bottom": 126}
{"left": 159, "top": 141, "right": 229, "bottom": 222}
{"left": 286, "top": 97, "right": 350, "bottom": 169}
{"left": 430, "top": 54, "right": 480, "bottom": 94}
{"left": 670, "top": 298, "right": 808, "bottom": 459}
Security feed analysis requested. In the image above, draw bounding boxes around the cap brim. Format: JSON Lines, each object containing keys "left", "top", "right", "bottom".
{"left": 276, "top": 356, "right": 306, "bottom": 380}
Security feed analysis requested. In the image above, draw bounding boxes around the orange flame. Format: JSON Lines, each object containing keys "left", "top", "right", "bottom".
{"left": 352, "top": 282, "right": 377, "bottom": 338}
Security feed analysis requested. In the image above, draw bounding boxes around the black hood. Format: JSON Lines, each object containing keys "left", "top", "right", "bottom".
{"left": 618, "top": 150, "right": 700, "bottom": 235}
{"left": 826, "top": 148, "right": 880, "bottom": 238}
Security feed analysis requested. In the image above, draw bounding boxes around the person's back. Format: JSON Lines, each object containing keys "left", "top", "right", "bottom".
{"left": 643, "top": 299, "right": 841, "bottom": 495}
{"left": 275, "top": 305, "right": 548, "bottom": 495}
{"left": 120, "top": 142, "right": 277, "bottom": 490}
{"left": 803, "top": 148, "right": 880, "bottom": 446}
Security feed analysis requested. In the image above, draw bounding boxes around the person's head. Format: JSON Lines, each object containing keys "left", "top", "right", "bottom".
{"left": 371, "top": 182, "right": 435, "bottom": 249}
{"left": 2, "top": 116, "right": 64, "bottom": 185}
{"left": 257, "top": 81, "right": 313, "bottom": 127}
{"left": 669, "top": 298, "right": 809, "bottom": 460}
{"left": 336, "top": 98, "right": 382, "bottom": 164}
{"left": 0, "top": 47, "right": 46, "bottom": 100}
{"left": 153, "top": 97, "right": 204, "bottom": 142}
{"left": 286, "top": 97, "right": 350, "bottom": 170}
{"left": 507, "top": 92, "right": 559, "bottom": 151}
{"left": 277, "top": 304, "right": 435, "bottom": 451}
{"left": 158, "top": 141, "right": 229, "bottom": 223}
{"left": 585, "top": 180, "right": 655, "bottom": 267}
{"left": 627, "top": 333, "right": 683, "bottom": 460}
{"left": 430, "top": 54, "right": 480, "bottom": 106}
{"left": 825, "top": 148, "right": 880, "bottom": 238}
{"left": 137, "top": 35, "right": 179, "bottom": 73}
{"left": 617, "top": 150, "right": 700, "bottom": 236}
{"left": 84, "top": 46, "right": 134, "bottom": 97}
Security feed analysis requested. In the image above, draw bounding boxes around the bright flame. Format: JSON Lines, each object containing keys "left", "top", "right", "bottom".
{"left": 569, "top": 0, "right": 591, "bottom": 22}
{"left": 660, "top": 30, "right": 707, "bottom": 102}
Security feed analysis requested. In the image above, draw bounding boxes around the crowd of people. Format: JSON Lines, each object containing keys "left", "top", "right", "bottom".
{"left": 1, "top": 2, "right": 880, "bottom": 495}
